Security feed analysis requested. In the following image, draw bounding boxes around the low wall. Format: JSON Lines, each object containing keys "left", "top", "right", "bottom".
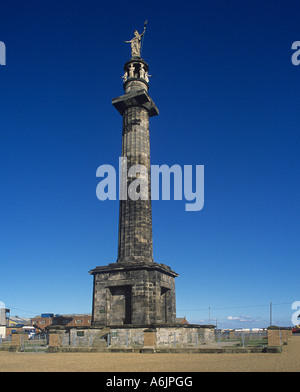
{"left": 267, "top": 328, "right": 292, "bottom": 350}
{"left": 48, "top": 324, "right": 215, "bottom": 351}
{"left": 155, "top": 326, "right": 214, "bottom": 348}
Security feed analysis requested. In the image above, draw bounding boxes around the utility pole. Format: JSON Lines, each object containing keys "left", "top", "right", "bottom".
{"left": 270, "top": 302, "right": 272, "bottom": 326}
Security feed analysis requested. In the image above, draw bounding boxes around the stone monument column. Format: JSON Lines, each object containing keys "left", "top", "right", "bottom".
{"left": 90, "top": 29, "right": 178, "bottom": 326}
{"left": 114, "top": 58, "right": 157, "bottom": 264}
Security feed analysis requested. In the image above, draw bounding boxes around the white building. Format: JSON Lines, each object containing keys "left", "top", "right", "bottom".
{"left": 0, "top": 326, "right": 6, "bottom": 338}
{"left": 0, "top": 308, "right": 9, "bottom": 338}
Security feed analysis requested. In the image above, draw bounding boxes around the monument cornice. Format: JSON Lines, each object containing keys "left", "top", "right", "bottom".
{"left": 112, "top": 89, "right": 159, "bottom": 117}
{"left": 89, "top": 261, "right": 179, "bottom": 278}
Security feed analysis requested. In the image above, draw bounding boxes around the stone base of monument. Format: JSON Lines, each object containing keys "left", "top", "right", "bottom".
{"left": 47, "top": 324, "right": 216, "bottom": 352}
{"left": 89, "top": 261, "right": 179, "bottom": 326}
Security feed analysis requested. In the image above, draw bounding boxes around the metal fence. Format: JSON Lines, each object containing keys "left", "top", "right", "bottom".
{"left": 0, "top": 334, "right": 48, "bottom": 352}
{"left": 0, "top": 335, "right": 12, "bottom": 347}
{"left": 213, "top": 330, "right": 268, "bottom": 348}
{"left": 22, "top": 335, "right": 48, "bottom": 352}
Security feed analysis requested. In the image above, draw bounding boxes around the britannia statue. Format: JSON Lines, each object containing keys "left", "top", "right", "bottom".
{"left": 124, "top": 21, "right": 147, "bottom": 57}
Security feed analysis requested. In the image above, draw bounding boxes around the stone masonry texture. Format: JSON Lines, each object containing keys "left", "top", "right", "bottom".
{"left": 118, "top": 106, "right": 153, "bottom": 262}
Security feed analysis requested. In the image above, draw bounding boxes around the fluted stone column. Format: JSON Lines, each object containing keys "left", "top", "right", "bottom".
{"left": 114, "top": 58, "right": 156, "bottom": 263}
{"left": 118, "top": 106, "right": 153, "bottom": 262}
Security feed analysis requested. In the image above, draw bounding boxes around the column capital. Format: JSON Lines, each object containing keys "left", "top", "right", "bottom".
{"left": 112, "top": 89, "right": 159, "bottom": 117}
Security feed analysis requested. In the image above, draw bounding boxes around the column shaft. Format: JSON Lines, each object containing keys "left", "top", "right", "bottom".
{"left": 118, "top": 106, "right": 153, "bottom": 262}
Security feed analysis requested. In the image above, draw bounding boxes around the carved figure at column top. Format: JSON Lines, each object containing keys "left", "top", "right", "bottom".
{"left": 145, "top": 72, "right": 152, "bottom": 83}
{"left": 122, "top": 71, "right": 128, "bottom": 82}
{"left": 139, "top": 64, "right": 146, "bottom": 79}
{"left": 124, "top": 27, "right": 146, "bottom": 57}
{"left": 128, "top": 63, "right": 135, "bottom": 77}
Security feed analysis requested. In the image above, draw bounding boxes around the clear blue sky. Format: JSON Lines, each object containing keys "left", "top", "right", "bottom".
{"left": 1, "top": 0, "right": 299, "bottom": 329}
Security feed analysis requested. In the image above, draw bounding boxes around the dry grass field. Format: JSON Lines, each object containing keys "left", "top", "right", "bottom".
{"left": 0, "top": 335, "right": 299, "bottom": 372}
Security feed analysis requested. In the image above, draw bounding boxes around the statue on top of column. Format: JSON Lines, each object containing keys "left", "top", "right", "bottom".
{"left": 124, "top": 21, "right": 147, "bottom": 57}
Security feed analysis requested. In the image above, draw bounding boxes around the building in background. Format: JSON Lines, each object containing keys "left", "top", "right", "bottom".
{"left": 2, "top": 312, "right": 92, "bottom": 337}
{"left": 176, "top": 317, "right": 189, "bottom": 325}
{"left": 0, "top": 308, "right": 10, "bottom": 338}
{"left": 31, "top": 314, "right": 92, "bottom": 333}
{"left": 5, "top": 314, "right": 31, "bottom": 337}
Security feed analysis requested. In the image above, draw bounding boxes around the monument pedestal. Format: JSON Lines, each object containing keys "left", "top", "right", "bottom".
{"left": 90, "top": 261, "right": 178, "bottom": 326}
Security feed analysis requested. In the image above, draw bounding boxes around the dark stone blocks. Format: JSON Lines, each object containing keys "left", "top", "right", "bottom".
{"left": 90, "top": 261, "right": 178, "bottom": 327}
